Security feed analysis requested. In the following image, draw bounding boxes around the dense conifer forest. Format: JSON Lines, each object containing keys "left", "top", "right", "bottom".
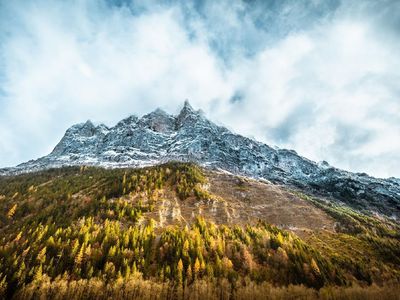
{"left": 0, "top": 163, "right": 399, "bottom": 299}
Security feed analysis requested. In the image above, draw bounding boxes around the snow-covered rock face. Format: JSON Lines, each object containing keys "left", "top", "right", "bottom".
{"left": 1, "top": 101, "right": 400, "bottom": 219}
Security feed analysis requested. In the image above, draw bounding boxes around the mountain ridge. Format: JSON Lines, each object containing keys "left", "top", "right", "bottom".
{"left": 1, "top": 101, "right": 399, "bottom": 220}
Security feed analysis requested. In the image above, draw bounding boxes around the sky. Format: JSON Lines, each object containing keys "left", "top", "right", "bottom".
{"left": 0, "top": 0, "right": 399, "bottom": 178}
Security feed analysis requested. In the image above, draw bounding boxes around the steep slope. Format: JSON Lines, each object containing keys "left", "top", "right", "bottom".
{"left": 1, "top": 101, "right": 399, "bottom": 220}
{"left": 1, "top": 163, "right": 399, "bottom": 299}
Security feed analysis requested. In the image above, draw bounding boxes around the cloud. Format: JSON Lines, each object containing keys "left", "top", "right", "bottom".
{"left": 0, "top": 0, "right": 231, "bottom": 160}
{"left": 0, "top": 0, "right": 399, "bottom": 178}
{"left": 212, "top": 3, "right": 400, "bottom": 178}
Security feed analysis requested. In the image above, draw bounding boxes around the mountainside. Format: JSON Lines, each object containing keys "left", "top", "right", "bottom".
{"left": 1, "top": 163, "right": 399, "bottom": 299}
{"left": 1, "top": 101, "right": 399, "bottom": 220}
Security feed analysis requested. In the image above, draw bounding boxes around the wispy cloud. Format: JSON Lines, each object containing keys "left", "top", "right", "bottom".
{"left": 0, "top": 0, "right": 399, "bottom": 178}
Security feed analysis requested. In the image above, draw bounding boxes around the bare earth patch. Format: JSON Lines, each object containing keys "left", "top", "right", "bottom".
{"left": 207, "top": 171, "right": 336, "bottom": 235}
{"left": 135, "top": 170, "right": 336, "bottom": 237}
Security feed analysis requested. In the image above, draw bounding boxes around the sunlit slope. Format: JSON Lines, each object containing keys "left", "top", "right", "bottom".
{"left": 0, "top": 163, "right": 399, "bottom": 299}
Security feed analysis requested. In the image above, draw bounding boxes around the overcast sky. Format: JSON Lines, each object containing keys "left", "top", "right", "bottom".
{"left": 0, "top": 0, "right": 399, "bottom": 178}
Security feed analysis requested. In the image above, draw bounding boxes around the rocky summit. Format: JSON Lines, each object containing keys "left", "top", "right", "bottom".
{"left": 1, "top": 101, "right": 399, "bottom": 219}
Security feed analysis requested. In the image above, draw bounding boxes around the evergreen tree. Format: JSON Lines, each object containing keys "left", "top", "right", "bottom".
{"left": 177, "top": 259, "right": 183, "bottom": 285}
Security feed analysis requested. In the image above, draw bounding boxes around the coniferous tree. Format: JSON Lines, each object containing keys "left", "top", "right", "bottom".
{"left": 177, "top": 259, "right": 183, "bottom": 285}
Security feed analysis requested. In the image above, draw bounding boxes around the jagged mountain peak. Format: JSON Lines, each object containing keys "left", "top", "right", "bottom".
{"left": 178, "top": 100, "right": 197, "bottom": 118}
{"left": 139, "top": 108, "right": 175, "bottom": 133}
{"left": 67, "top": 120, "right": 109, "bottom": 134}
{"left": 141, "top": 107, "right": 170, "bottom": 120}
{"left": 1, "top": 101, "right": 399, "bottom": 220}
{"left": 69, "top": 120, "right": 94, "bottom": 132}
{"left": 176, "top": 100, "right": 206, "bottom": 128}
{"left": 116, "top": 115, "right": 138, "bottom": 127}
{"left": 182, "top": 99, "right": 194, "bottom": 112}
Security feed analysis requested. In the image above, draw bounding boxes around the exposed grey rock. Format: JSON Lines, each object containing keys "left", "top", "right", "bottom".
{"left": 1, "top": 101, "right": 399, "bottom": 219}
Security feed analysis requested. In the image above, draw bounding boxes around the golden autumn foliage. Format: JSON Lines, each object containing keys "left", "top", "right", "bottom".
{"left": 7, "top": 203, "right": 17, "bottom": 219}
{"left": 0, "top": 163, "right": 399, "bottom": 299}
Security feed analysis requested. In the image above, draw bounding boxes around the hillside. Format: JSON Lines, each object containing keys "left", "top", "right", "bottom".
{"left": 1, "top": 163, "right": 399, "bottom": 299}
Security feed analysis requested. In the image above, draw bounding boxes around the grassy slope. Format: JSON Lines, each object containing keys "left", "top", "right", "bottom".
{"left": 293, "top": 191, "right": 400, "bottom": 284}
{"left": 0, "top": 163, "right": 399, "bottom": 299}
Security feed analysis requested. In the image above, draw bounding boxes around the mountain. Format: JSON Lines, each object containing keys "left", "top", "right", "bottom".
{"left": 1, "top": 103, "right": 400, "bottom": 299}
{"left": 1, "top": 100, "right": 400, "bottom": 220}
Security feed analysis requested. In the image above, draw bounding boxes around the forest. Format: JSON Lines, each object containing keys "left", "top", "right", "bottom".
{"left": 0, "top": 163, "right": 399, "bottom": 299}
